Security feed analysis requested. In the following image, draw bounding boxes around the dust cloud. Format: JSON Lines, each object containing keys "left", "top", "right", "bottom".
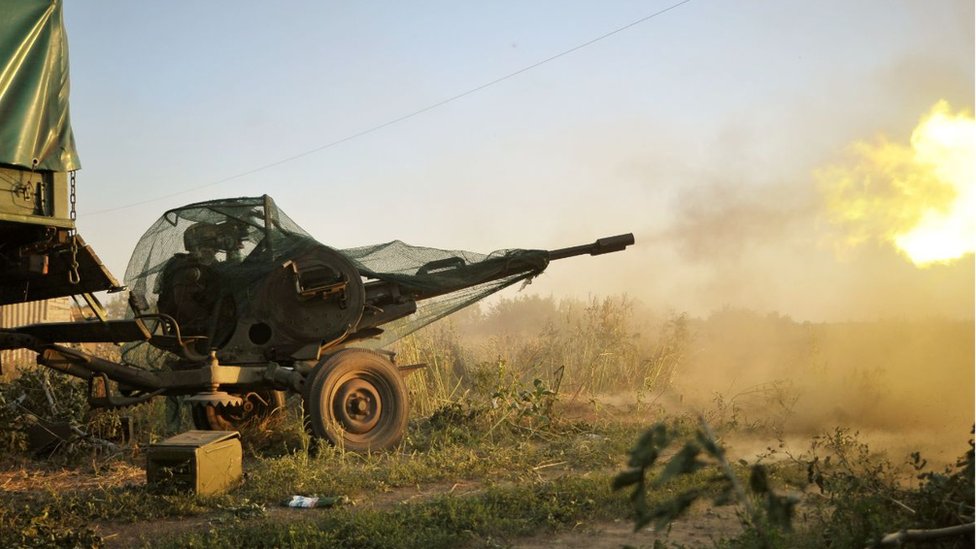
{"left": 486, "top": 68, "right": 974, "bottom": 465}
{"left": 672, "top": 310, "right": 974, "bottom": 465}
{"left": 452, "top": 296, "right": 973, "bottom": 467}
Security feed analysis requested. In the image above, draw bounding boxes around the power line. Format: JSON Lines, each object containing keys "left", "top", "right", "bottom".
{"left": 85, "top": 0, "right": 693, "bottom": 216}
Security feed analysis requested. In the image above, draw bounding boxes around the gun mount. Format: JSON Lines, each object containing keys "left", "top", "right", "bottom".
{"left": 117, "top": 195, "right": 633, "bottom": 366}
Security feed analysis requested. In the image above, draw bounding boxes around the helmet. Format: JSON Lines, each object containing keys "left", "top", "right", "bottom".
{"left": 183, "top": 222, "right": 221, "bottom": 252}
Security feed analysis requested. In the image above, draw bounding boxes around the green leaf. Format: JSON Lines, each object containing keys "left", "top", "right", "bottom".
{"left": 628, "top": 424, "right": 669, "bottom": 468}
{"left": 647, "top": 488, "right": 704, "bottom": 530}
{"left": 653, "top": 442, "right": 704, "bottom": 487}
{"left": 612, "top": 469, "right": 644, "bottom": 491}
{"left": 695, "top": 429, "right": 724, "bottom": 458}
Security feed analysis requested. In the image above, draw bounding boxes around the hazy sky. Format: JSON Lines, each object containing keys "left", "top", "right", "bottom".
{"left": 62, "top": 1, "right": 974, "bottom": 321}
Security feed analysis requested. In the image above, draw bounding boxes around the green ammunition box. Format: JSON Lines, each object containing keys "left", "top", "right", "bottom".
{"left": 147, "top": 430, "right": 242, "bottom": 495}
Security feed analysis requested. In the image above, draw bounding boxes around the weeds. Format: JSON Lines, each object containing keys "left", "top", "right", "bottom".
{"left": 797, "top": 427, "right": 975, "bottom": 548}
{"left": 616, "top": 423, "right": 975, "bottom": 548}
{"left": 162, "top": 476, "right": 627, "bottom": 549}
{"left": 636, "top": 312, "right": 690, "bottom": 411}
{"left": 398, "top": 296, "right": 687, "bottom": 414}
{"left": 705, "top": 380, "right": 799, "bottom": 434}
{"left": 0, "top": 505, "right": 103, "bottom": 549}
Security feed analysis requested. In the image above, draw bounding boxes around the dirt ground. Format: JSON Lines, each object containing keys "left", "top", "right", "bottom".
{"left": 75, "top": 468, "right": 746, "bottom": 548}
{"left": 91, "top": 483, "right": 744, "bottom": 548}
{"left": 0, "top": 462, "right": 743, "bottom": 548}
{"left": 512, "top": 507, "right": 743, "bottom": 548}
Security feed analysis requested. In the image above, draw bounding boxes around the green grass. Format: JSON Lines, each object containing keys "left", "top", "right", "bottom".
{"left": 162, "top": 476, "right": 630, "bottom": 548}
{"left": 0, "top": 407, "right": 652, "bottom": 547}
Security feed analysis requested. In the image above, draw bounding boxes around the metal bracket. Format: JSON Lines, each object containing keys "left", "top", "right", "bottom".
{"left": 287, "top": 260, "right": 349, "bottom": 304}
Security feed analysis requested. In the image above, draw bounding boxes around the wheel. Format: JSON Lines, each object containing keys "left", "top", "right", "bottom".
{"left": 191, "top": 390, "right": 287, "bottom": 431}
{"left": 304, "top": 349, "right": 408, "bottom": 452}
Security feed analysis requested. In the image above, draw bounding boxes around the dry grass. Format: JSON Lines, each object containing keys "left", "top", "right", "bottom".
{"left": 0, "top": 460, "right": 143, "bottom": 492}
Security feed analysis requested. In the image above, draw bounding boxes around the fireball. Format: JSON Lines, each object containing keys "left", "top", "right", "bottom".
{"left": 818, "top": 101, "right": 975, "bottom": 267}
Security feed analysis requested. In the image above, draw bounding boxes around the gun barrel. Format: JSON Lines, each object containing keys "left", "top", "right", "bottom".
{"left": 548, "top": 233, "right": 635, "bottom": 261}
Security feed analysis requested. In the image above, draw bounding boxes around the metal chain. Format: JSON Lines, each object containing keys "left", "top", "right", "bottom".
{"left": 69, "top": 170, "right": 76, "bottom": 221}
{"left": 68, "top": 170, "right": 80, "bottom": 284}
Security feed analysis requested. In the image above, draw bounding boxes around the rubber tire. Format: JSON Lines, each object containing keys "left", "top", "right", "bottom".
{"left": 191, "top": 390, "right": 287, "bottom": 431}
{"left": 304, "top": 349, "right": 408, "bottom": 452}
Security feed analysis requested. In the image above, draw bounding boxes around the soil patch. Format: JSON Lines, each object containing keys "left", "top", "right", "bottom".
{"left": 513, "top": 503, "right": 743, "bottom": 548}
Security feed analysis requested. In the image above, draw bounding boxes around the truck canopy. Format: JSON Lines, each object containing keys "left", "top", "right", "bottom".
{"left": 0, "top": 0, "right": 80, "bottom": 171}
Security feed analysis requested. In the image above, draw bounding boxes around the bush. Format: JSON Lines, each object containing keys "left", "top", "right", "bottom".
{"left": 794, "top": 427, "right": 972, "bottom": 547}
{"left": 0, "top": 364, "right": 129, "bottom": 458}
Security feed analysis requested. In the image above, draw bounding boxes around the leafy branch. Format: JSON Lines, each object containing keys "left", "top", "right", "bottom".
{"left": 612, "top": 418, "right": 797, "bottom": 546}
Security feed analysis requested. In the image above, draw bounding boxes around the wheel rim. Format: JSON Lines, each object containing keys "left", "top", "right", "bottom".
{"left": 332, "top": 377, "right": 383, "bottom": 434}
{"left": 305, "top": 350, "right": 409, "bottom": 451}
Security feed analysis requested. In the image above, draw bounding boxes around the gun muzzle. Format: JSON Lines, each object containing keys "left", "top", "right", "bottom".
{"left": 548, "top": 233, "right": 635, "bottom": 261}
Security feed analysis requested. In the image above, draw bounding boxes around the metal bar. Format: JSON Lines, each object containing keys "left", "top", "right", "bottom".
{"left": 37, "top": 344, "right": 275, "bottom": 394}
{"left": 263, "top": 194, "right": 274, "bottom": 258}
{"left": 80, "top": 292, "right": 107, "bottom": 321}
{"left": 39, "top": 346, "right": 162, "bottom": 390}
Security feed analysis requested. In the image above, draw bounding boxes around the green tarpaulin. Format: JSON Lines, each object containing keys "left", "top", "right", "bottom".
{"left": 0, "top": 0, "right": 79, "bottom": 171}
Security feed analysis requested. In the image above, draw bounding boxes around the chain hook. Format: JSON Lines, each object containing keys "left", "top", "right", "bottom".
{"left": 68, "top": 170, "right": 80, "bottom": 285}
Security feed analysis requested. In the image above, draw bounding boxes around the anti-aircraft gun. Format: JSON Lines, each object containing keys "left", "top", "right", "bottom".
{"left": 0, "top": 1, "right": 635, "bottom": 451}
{"left": 7, "top": 195, "right": 633, "bottom": 450}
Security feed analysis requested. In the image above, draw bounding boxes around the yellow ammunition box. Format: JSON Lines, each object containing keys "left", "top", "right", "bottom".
{"left": 147, "top": 430, "right": 242, "bottom": 495}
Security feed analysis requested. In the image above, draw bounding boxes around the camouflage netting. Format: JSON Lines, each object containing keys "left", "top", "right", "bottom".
{"left": 122, "top": 195, "right": 548, "bottom": 367}
{"left": 340, "top": 239, "right": 549, "bottom": 345}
